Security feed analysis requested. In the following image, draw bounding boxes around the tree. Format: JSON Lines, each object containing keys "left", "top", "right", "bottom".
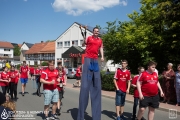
{"left": 13, "top": 45, "right": 21, "bottom": 56}
{"left": 102, "top": 0, "right": 180, "bottom": 73}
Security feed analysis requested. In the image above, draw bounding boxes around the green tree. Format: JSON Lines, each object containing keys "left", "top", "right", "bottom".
{"left": 102, "top": 0, "right": 180, "bottom": 73}
{"left": 13, "top": 45, "right": 21, "bottom": 56}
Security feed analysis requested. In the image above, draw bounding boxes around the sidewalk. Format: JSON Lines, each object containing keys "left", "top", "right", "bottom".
{"left": 65, "top": 83, "right": 180, "bottom": 115}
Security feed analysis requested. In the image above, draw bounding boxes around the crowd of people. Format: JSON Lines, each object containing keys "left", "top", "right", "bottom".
{"left": 0, "top": 27, "right": 180, "bottom": 120}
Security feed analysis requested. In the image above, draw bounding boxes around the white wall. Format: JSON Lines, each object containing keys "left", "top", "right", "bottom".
{"left": 0, "top": 48, "right": 14, "bottom": 58}
{"left": 21, "top": 43, "right": 29, "bottom": 50}
{"left": 55, "top": 23, "right": 93, "bottom": 67}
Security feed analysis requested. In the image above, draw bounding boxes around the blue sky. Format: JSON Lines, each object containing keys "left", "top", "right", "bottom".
{"left": 0, "top": 0, "right": 141, "bottom": 44}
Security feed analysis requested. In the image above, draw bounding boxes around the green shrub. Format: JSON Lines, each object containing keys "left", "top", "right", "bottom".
{"left": 41, "top": 61, "right": 48, "bottom": 66}
{"left": 16, "top": 64, "right": 21, "bottom": 70}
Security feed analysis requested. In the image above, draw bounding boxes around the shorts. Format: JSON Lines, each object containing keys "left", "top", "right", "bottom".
{"left": 43, "top": 89, "right": 59, "bottom": 105}
{"left": 76, "top": 76, "right": 81, "bottom": 80}
{"left": 58, "top": 91, "right": 63, "bottom": 100}
{"left": 139, "top": 94, "right": 159, "bottom": 108}
{"left": 20, "top": 78, "right": 28, "bottom": 84}
{"left": 115, "top": 89, "right": 126, "bottom": 106}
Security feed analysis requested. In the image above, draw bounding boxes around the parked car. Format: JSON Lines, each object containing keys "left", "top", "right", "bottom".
{"left": 67, "top": 68, "right": 77, "bottom": 79}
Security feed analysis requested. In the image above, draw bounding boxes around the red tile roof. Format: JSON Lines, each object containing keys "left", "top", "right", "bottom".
{"left": 0, "top": 41, "right": 14, "bottom": 48}
{"left": 25, "top": 41, "right": 55, "bottom": 54}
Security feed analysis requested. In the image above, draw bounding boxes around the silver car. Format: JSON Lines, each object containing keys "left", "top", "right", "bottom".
{"left": 67, "top": 68, "right": 77, "bottom": 79}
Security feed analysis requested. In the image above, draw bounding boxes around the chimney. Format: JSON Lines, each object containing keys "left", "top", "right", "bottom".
{"left": 41, "top": 41, "right": 43, "bottom": 43}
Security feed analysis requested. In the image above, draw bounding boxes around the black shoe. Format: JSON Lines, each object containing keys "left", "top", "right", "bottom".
{"left": 43, "top": 116, "right": 50, "bottom": 120}
{"left": 56, "top": 109, "right": 61, "bottom": 116}
{"left": 39, "top": 94, "right": 41, "bottom": 97}
{"left": 22, "top": 93, "right": 24, "bottom": 96}
{"left": 141, "top": 117, "right": 146, "bottom": 120}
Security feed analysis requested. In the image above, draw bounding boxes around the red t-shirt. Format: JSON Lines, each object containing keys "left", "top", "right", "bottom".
{"left": 76, "top": 67, "right": 81, "bottom": 77}
{"left": 34, "top": 69, "right": 42, "bottom": 75}
{"left": 57, "top": 76, "right": 65, "bottom": 91}
{"left": 20, "top": 66, "right": 29, "bottom": 78}
{"left": 131, "top": 75, "right": 139, "bottom": 98}
{"left": 9, "top": 71, "right": 19, "bottom": 83}
{"left": 85, "top": 36, "right": 103, "bottom": 59}
{"left": 0, "top": 72, "right": 10, "bottom": 86}
{"left": 114, "top": 68, "right": 131, "bottom": 92}
{"left": 137, "top": 71, "right": 159, "bottom": 97}
{"left": 29, "top": 67, "right": 35, "bottom": 74}
{"left": 41, "top": 68, "right": 59, "bottom": 90}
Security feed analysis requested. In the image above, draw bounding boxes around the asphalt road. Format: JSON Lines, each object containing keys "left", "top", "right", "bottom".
{"left": 1, "top": 79, "right": 180, "bottom": 120}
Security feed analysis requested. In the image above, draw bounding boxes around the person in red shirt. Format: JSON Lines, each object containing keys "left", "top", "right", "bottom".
{"left": 0, "top": 66, "right": 10, "bottom": 96}
{"left": 29, "top": 65, "right": 35, "bottom": 80}
{"left": 40, "top": 61, "right": 60, "bottom": 120}
{"left": 113, "top": 60, "right": 131, "bottom": 120}
{"left": 131, "top": 67, "right": 145, "bottom": 120}
{"left": 34, "top": 65, "right": 42, "bottom": 97}
{"left": 73, "top": 64, "right": 82, "bottom": 87}
{"left": 136, "top": 61, "right": 164, "bottom": 120}
{"left": 56, "top": 68, "right": 66, "bottom": 115}
{"left": 77, "top": 27, "right": 104, "bottom": 120}
{"left": 9, "top": 66, "right": 19, "bottom": 101}
{"left": 19, "top": 61, "right": 29, "bottom": 96}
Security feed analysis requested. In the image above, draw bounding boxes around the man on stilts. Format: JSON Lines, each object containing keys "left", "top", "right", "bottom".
{"left": 77, "top": 26, "right": 104, "bottom": 120}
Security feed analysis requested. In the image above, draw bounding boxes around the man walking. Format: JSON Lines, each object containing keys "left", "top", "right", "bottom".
{"left": 77, "top": 27, "right": 104, "bottom": 120}
{"left": 40, "top": 61, "right": 60, "bottom": 120}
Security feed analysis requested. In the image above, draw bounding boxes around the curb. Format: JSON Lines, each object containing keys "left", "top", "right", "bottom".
{"left": 66, "top": 83, "right": 180, "bottom": 115}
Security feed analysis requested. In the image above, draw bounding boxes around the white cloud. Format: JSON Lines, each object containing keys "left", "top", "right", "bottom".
{"left": 24, "top": 0, "right": 28, "bottom": 2}
{"left": 51, "top": 0, "right": 128, "bottom": 16}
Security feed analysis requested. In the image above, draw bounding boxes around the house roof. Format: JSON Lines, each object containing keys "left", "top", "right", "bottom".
{"left": 25, "top": 42, "right": 48, "bottom": 54}
{"left": 25, "top": 41, "right": 55, "bottom": 54}
{"left": 55, "top": 22, "right": 106, "bottom": 41}
{"left": 18, "top": 44, "right": 22, "bottom": 47}
{"left": 0, "top": 41, "right": 14, "bottom": 49}
{"left": 40, "top": 42, "right": 55, "bottom": 53}
{"left": 22, "top": 42, "right": 34, "bottom": 48}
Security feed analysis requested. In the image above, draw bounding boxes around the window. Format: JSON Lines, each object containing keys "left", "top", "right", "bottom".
{"left": 80, "top": 40, "right": 84, "bottom": 45}
{"left": 57, "top": 42, "right": 63, "bottom": 47}
{"left": 72, "top": 40, "right": 78, "bottom": 46}
{"left": 64, "top": 41, "right": 70, "bottom": 47}
{"left": 4, "top": 49, "right": 10, "bottom": 51}
{"left": 4, "top": 54, "right": 8, "bottom": 56}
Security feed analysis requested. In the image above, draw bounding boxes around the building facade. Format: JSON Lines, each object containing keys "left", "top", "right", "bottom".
{"left": 20, "top": 42, "right": 34, "bottom": 62}
{"left": 25, "top": 41, "right": 55, "bottom": 65}
{"left": 0, "top": 41, "right": 14, "bottom": 60}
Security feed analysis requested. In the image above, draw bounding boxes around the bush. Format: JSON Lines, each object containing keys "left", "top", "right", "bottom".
{"left": 41, "top": 61, "right": 48, "bottom": 66}
{"left": 16, "top": 64, "right": 21, "bottom": 70}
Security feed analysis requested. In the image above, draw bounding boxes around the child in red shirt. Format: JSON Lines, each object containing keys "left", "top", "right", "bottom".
{"left": 0, "top": 66, "right": 10, "bottom": 96}
{"left": 56, "top": 68, "right": 66, "bottom": 115}
{"left": 136, "top": 61, "right": 164, "bottom": 120}
{"left": 9, "top": 66, "right": 19, "bottom": 100}
{"left": 73, "top": 64, "right": 82, "bottom": 87}
{"left": 131, "top": 67, "right": 145, "bottom": 120}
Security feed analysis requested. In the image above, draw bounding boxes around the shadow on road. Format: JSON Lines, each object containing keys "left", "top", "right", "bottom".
{"left": 101, "top": 110, "right": 132, "bottom": 120}
{"left": 66, "top": 108, "right": 92, "bottom": 120}
{"left": 18, "top": 92, "right": 29, "bottom": 94}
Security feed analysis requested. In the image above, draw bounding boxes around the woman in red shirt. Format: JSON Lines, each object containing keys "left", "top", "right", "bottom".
{"left": 9, "top": 66, "right": 19, "bottom": 100}
{"left": 0, "top": 66, "right": 10, "bottom": 95}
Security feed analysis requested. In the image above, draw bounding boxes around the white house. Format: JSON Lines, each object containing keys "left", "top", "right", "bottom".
{"left": 0, "top": 41, "right": 14, "bottom": 60}
{"left": 20, "top": 42, "right": 34, "bottom": 62}
{"left": 55, "top": 22, "right": 119, "bottom": 71}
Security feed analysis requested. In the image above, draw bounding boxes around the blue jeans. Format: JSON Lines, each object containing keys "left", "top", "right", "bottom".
{"left": 133, "top": 97, "right": 139, "bottom": 117}
{"left": 115, "top": 89, "right": 126, "bottom": 106}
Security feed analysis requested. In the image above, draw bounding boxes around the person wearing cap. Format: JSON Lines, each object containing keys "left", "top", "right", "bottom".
{"left": 77, "top": 27, "right": 104, "bottom": 120}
